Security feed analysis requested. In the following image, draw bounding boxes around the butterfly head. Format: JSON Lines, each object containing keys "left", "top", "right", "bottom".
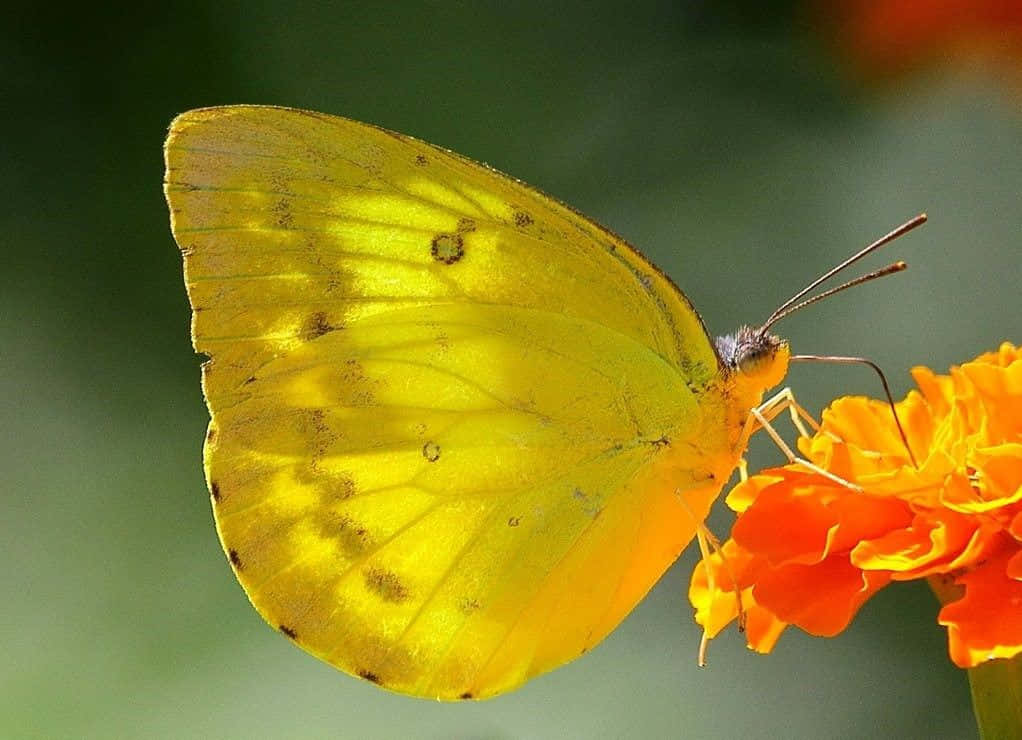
{"left": 713, "top": 215, "right": 928, "bottom": 405}
{"left": 715, "top": 326, "right": 790, "bottom": 393}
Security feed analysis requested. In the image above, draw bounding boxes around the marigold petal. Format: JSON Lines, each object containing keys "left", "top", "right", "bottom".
{"left": 806, "top": 392, "right": 938, "bottom": 477}
{"left": 973, "top": 443, "right": 1022, "bottom": 502}
{"left": 855, "top": 460, "right": 946, "bottom": 504}
{"left": 800, "top": 432, "right": 863, "bottom": 480}
{"left": 851, "top": 510, "right": 983, "bottom": 574}
{"left": 961, "top": 353, "right": 1022, "bottom": 440}
{"left": 745, "top": 605, "right": 787, "bottom": 653}
{"left": 725, "top": 472, "right": 787, "bottom": 513}
{"left": 900, "top": 521, "right": 1003, "bottom": 580}
{"left": 732, "top": 482, "right": 838, "bottom": 565}
{"left": 896, "top": 389, "right": 942, "bottom": 463}
{"left": 911, "top": 365, "right": 954, "bottom": 417}
{"left": 690, "top": 557, "right": 740, "bottom": 640}
{"left": 819, "top": 397, "right": 913, "bottom": 469}
{"left": 938, "top": 546, "right": 1022, "bottom": 667}
{"left": 689, "top": 540, "right": 764, "bottom": 638}
{"left": 972, "top": 342, "right": 1021, "bottom": 368}
{"left": 826, "top": 493, "right": 914, "bottom": 551}
{"left": 690, "top": 548, "right": 789, "bottom": 653}
{"left": 1007, "top": 550, "right": 1022, "bottom": 581}
{"left": 752, "top": 557, "right": 891, "bottom": 636}
{"left": 1010, "top": 512, "right": 1022, "bottom": 542}
{"left": 941, "top": 457, "right": 1022, "bottom": 514}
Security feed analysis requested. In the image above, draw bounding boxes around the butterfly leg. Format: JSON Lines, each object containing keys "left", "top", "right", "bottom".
{"left": 743, "top": 387, "right": 860, "bottom": 491}
{"left": 694, "top": 524, "right": 714, "bottom": 668}
{"left": 756, "top": 386, "right": 820, "bottom": 438}
{"left": 685, "top": 497, "right": 746, "bottom": 667}
{"left": 737, "top": 386, "right": 808, "bottom": 456}
{"left": 737, "top": 457, "right": 749, "bottom": 483}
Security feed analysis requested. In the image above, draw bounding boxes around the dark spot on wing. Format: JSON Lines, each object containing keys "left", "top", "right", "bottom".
{"left": 513, "top": 209, "right": 533, "bottom": 227}
{"left": 324, "top": 271, "right": 343, "bottom": 293}
{"left": 321, "top": 512, "right": 372, "bottom": 554}
{"left": 415, "top": 154, "right": 429, "bottom": 166}
{"left": 359, "top": 669, "right": 382, "bottom": 684}
{"left": 331, "top": 475, "right": 357, "bottom": 500}
{"left": 301, "top": 311, "right": 337, "bottom": 340}
{"left": 355, "top": 141, "right": 386, "bottom": 175}
{"left": 422, "top": 441, "right": 441, "bottom": 462}
{"left": 293, "top": 461, "right": 357, "bottom": 503}
{"left": 268, "top": 173, "right": 289, "bottom": 192}
{"left": 508, "top": 516, "right": 521, "bottom": 527}
{"left": 280, "top": 624, "right": 297, "bottom": 639}
{"left": 306, "top": 408, "right": 332, "bottom": 439}
{"left": 338, "top": 358, "right": 378, "bottom": 406}
{"left": 273, "top": 198, "right": 294, "bottom": 229}
{"left": 573, "top": 488, "right": 602, "bottom": 519}
{"left": 365, "top": 567, "right": 410, "bottom": 602}
{"left": 302, "top": 410, "right": 340, "bottom": 472}
{"left": 244, "top": 375, "right": 256, "bottom": 385}
{"left": 210, "top": 481, "right": 221, "bottom": 501}
{"left": 206, "top": 426, "right": 217, "bottom": 444}
{"left": 430, "top": 233, "right": 464, "bottom": 264}
{"left": 460, "top": 692, "right": 474, "bottom": 700}
{"left": 457, "top": 217, "right": 476, "bottom": 233}
{"left": 228, "top": 549, "right": 242, "bottom": 570}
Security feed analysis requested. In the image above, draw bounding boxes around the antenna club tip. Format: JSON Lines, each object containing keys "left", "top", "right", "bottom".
{"left": 917, "top": 212, "right": 928, "bottom": 222}
{"left": 894, "top": 260, "right": 908, "bottom": 269}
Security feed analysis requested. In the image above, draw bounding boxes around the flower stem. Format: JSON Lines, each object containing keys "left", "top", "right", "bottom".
{"left": 967, "top": 656, "right": 1022, "bottom": 740}
{"left": 927, "top": 575, "right": 1022, "bottom": 740}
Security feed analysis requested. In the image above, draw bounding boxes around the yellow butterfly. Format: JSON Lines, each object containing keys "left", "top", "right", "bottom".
{"left": 163, "top": 106, "right": 917, "bottom": 700}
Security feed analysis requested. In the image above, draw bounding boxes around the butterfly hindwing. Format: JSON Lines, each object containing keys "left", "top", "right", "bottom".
{"left": 165, "top": 106, "right": 732, "bottom": 698}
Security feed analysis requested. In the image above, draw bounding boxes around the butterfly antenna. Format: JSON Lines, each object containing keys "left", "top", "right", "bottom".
{"left": 790, "top": 355, "right": 919, "bottom": 468}
{"left": 760, "top": 214, "right": 927, "bottom": 333}
{"left": 757, "top": 215, "right": 929, "bottom": 468}
{"left": 761, "top": 261, "right": 907, "bottom": 332}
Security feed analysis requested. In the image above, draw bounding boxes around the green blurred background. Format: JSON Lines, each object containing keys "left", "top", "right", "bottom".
{"left": 4, "top": 2, "right": 1018, "bottom": 738}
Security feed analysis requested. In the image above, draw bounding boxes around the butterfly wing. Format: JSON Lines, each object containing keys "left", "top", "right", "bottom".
{"left": 165, "top": 106, "right": 733, "bottom": 699}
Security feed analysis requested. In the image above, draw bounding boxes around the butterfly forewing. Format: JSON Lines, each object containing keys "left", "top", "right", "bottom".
{"left": 165, "top": 106, "right": 732, "bottom": 698}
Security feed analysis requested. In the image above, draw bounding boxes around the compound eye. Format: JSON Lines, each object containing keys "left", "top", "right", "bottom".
{"left": 738, "top": 349, "right": 770, "bottom": 376}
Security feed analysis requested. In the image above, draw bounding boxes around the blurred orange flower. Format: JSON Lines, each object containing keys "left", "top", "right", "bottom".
{"left": 817, "top": 0, "right": 1022, "bottom": 82}
{"left": 691, "top": 342, "right": 1022, "bottom": 668}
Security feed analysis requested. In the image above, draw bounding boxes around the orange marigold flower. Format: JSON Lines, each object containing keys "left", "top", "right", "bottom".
{"left": 814, "top": 0, "right": 1022, "bottom": 83}
{"left": 690, "top": 342, "right": 1022, "bottom": 668}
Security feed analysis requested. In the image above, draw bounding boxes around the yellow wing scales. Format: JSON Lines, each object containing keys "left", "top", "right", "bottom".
{"left": 165, "top": 106, "right": 738, "bottom": 699}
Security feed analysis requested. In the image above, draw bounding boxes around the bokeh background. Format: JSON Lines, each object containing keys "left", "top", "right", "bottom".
{"left": 4, "top": 2, "right": 1019, "bottom": 738}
